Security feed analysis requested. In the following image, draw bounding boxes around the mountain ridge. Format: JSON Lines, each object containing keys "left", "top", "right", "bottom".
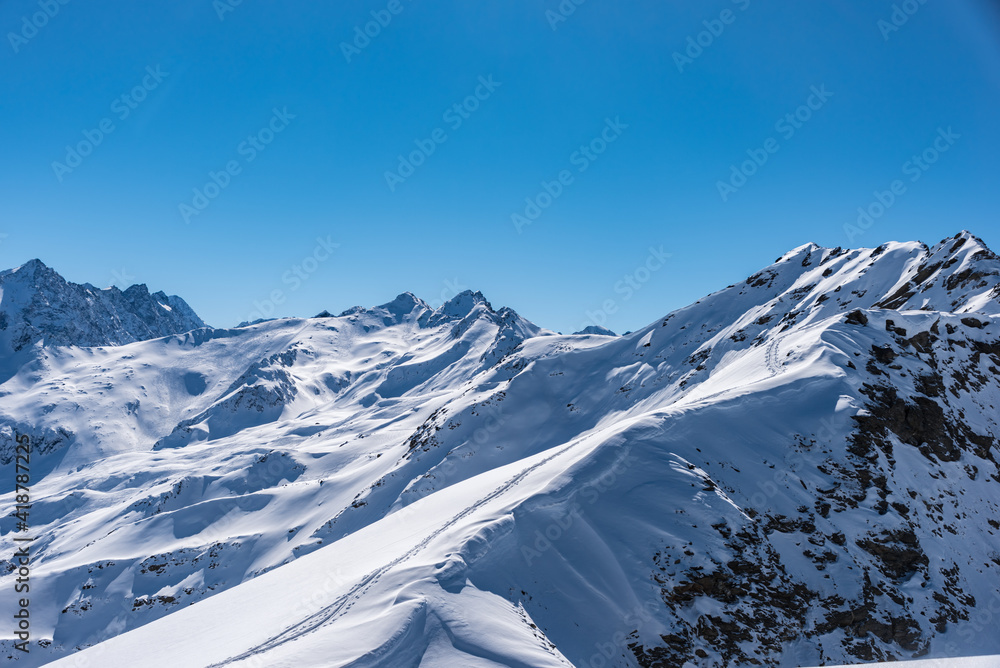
{"left": 1, "top": 232, "right": 998, "bottom": 667}
{"left": 0, "top": 258, "right": 206, "bottom": 358}
{"left": 5, "top": 229, "right": 996, "bottom": 354}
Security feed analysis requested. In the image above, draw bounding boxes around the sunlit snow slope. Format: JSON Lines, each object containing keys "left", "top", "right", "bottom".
{"left": 817, "top": 657, "right": 1000, "bottom": 668}
{"left": 1, "top": 232, "right": 999, "bottom": 667}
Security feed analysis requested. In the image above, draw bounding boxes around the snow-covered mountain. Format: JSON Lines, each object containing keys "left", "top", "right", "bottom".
{"left": 0, "top": 258, "right": 205, "bottom": 361}
{"left": 573, "top": 325, "right": 618, "bottom": 336}
{"left": 1, "top": 232, "right": 999, "bottom": 667}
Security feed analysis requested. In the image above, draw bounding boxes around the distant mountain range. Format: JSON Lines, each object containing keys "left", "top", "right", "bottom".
{"left": 2, "top": 231, "right": 999, "bottom": 667}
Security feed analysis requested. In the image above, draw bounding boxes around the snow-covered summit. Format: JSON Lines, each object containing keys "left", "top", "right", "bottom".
{"left": 574, "top": 325, "right": 618, "bottom": 336}
{"left": 331, "top": 289, "right": 547, "bottom": 341}
{"left": 760, "top": 231, "right": 998, "bottom": 317}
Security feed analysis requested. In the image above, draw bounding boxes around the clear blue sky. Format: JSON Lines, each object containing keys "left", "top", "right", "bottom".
{"left": 2, "top": 1, "right": 998, "bottom": 333}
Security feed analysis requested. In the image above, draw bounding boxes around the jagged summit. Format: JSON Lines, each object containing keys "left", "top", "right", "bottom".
{"left": 440, "top": 289, "right": 490, "bottom": 312}
{"left": 6, "top": 257, "right": 53, "bottom": 276}
{"left": 705, "top": 233, "right": 998, "bottom": 327}
{"left": 369, "top": 291, "right": 430, "bottom": 325}
{"left": 948, "top": 229, "right": 990, "bottom": 247}
{"left": 0, "top": 258, "right": 206, "bottom": 355}
{"left": 427, "top": 289, "right": 492, "bottom": 325}
{"left": 338, "top": 292, "right": 432, "bottom": 320}
{"left": 330, "top": 289, "right": 542, "bottom": 336}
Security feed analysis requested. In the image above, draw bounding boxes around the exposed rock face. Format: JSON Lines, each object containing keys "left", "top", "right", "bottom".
{"left": 0, "top": 259, "right": 206, "bottom": 355}
{"left": 627, "top": 307, "right": 1000, "bottom": 665}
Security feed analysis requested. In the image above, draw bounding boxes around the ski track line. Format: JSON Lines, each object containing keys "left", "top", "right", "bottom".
{"left": 205, "top": 440, "right": 580, "bottom": 667}
{"left": 764, "top": 334, "right": 782, "bottom": 376}
{"left": 681, "top": 333, "right": 786, "bottom": 408}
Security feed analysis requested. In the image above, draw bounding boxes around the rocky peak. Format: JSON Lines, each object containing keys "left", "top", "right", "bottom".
{"left": 0, "top": 259, "right": 207, "bottom": 355}
{"left": 426, "top": 290, "right": 493, "bottom": 327}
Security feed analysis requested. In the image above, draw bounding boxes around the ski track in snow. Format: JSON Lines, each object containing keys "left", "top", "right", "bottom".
{"left": 682, "top": 332, "right": 786, "bottom": 408}
{"left": 206, "top": 441, "right": 580, "bottom": 666}
{"left": 764, "top": 334, "right": 783, "bottom": 376}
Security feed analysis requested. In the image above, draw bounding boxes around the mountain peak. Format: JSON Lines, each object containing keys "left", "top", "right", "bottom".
{"left": 437, "top": 290, "right": 493, "bottom": 316}
{"left": 380, "top": 291, "right": 429, "bottom": 315}
{"left": 4, "top": 257, "right": 55, "bottom": 281}
{"left": 931, "top": 230, "right": 996, "bottom": 259}
{"left": 954, "top": 229, "right": 981, "bottom": 242}
{"left": 573, "top": 325, "right": 617, "bottom": 336}
{"left": 336, "top": 292, "right": 429, "bottom": 324}
{"left": 18, "top": 257, "right": 49, "bottom": 271}
{"left": 123, "top": 283, "right": 152, "bottom": 298}
{"left": 775, "top": 242, "right": 822, "bottom": 263}
{"left": 432, "top": 290, "right": 492, "bottom": 321}
{"left": 0, "top": 259, "right": 207, "bottom": 355}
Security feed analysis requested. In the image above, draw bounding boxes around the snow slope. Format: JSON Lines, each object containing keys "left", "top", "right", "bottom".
{"left": 818, "top": 657, "right": 1000, "bottom": 668}
{"left": 0, "top": 232, "right": 998, "bottom": 667}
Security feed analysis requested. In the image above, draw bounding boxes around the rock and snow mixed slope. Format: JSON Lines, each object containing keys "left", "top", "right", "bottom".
{"left": 1, "top": 232, "right": 999, "bottom": 667}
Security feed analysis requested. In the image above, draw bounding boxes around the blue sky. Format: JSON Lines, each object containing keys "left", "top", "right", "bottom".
{"left": 2, "top": 0, "right": 998, "bottom": 333}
